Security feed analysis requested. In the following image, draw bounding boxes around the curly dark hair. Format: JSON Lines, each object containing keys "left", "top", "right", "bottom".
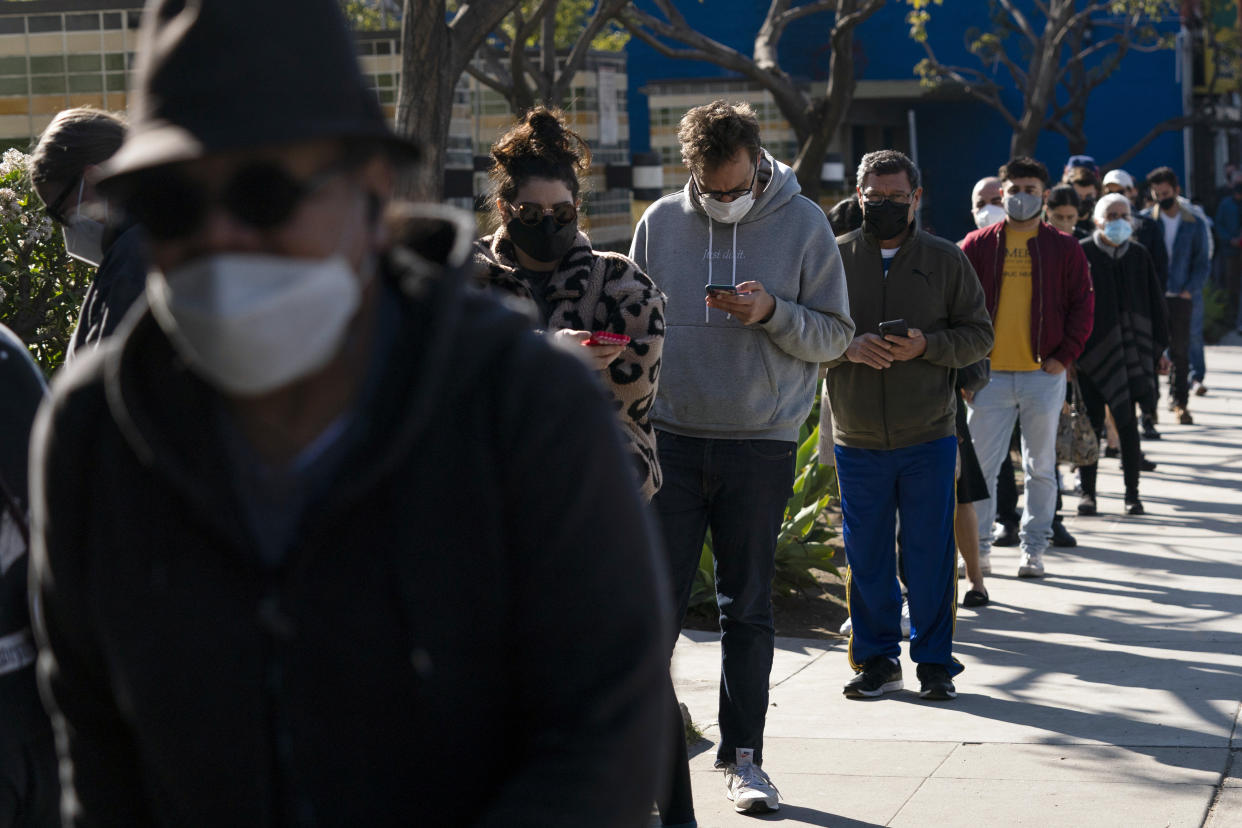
{"left": 998, "top": 156, "right": 1050, "bottom": 188}
{"left": 677, "top": 100, "right": 760, "bottom": 179}
{"left": 488, "top": 106, "right": 591, "bottom": 221}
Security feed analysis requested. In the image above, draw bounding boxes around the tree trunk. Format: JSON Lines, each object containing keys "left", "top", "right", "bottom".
{"left": 397, "top": 0, "right": 453, "bottom": 200}
{"left": 396, "top": 0, "right": 522, "bottom": 200}
{"left": 792, "top": 121, "right": 833, "bottom": 204}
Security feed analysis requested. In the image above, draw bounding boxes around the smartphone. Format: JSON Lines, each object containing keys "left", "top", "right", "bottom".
{"left": 705, "top": 283, "right": 751, "bottom": 296}
{"left": 586, "top": 331, "right": 631, "bottom": 347}
{"left": 878, "top": 318, "right": 909, "bottom": 338}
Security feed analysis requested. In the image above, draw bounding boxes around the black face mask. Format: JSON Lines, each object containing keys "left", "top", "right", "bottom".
{"left": 863, "top": 199, "right": 911, "bottom": 241}
{"left": 1079, "top": 196, "right": 1095, "bottom": 219}
{"left": 507, "top": 215, "right": 578, "bottom": 263}
{"left": 1158, "top": 195, "right": 1177, "bottom": 211}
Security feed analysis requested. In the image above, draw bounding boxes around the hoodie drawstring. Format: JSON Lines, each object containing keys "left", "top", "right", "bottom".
{"left": 706, "top": 220, "right": 713, "bottom": 322}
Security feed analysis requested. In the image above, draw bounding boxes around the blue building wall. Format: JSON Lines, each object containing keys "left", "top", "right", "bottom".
{"left": 626, "top": 0, "right": 1186, "bottom": 242}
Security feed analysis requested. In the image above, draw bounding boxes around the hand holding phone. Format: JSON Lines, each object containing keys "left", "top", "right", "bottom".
{"left": 878, "top": 318, "right": 909, "bottom": 338}
{"left": 585, "top": 331, "right": 631, "bottom": 347}
{"left": 705, "top": 283, "right": 751, "bottom": 297}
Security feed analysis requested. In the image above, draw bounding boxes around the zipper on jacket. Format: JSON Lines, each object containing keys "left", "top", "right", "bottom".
{"left": 880, "top": 272, "right": 890, "bottom": 449}
{"left": 1032, "top": 231, "right": 1044, "bottom": 363}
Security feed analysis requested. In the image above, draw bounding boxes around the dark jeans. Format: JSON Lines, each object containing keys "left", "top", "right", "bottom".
{"left": 653, "top": 430, "right": 795, "bottom": 767}
{"left": 1166, "top": 295, "right": 1192, "bottom": 406}
{"left": 1078, "top": 377, "right": 1142, "bottom": 501}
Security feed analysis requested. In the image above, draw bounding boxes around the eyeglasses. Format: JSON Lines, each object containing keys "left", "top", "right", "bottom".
{"left": 118, "top": 155, "right": 359, "bottom": 241}
{"left": 43, "top": 176, "right": 82, "bottom": 225}
{"left": 508, "top": 201, "right": 577, "bottom": 226}
{"left": 693, "top": 164, "right": 758, "bottom": 202}
{"left": 861, "top": 191, "right": 913, "bottom": 208}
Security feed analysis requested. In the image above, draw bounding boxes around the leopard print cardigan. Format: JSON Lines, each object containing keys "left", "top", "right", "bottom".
{"left": 474, "top": 229, "right": 666, "bottom": 501}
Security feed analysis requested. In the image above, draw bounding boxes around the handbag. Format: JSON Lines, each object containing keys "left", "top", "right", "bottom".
{"left": 1056, "top": 378, "right": 1099, "bottom": 467}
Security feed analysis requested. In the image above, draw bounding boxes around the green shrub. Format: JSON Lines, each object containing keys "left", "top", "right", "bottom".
{"left": 0, "top": 148, "right": 90, "bottom": 376}
{"left": 1203, "top": 282, "right": 1232, "bottom": 344}
{"left": 687, "top": 416, "right": 840, "bottom": 615}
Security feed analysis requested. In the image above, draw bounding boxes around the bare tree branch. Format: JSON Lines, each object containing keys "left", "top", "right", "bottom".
{"left": 995, "top": 0, "right": 1039, "bottom": 46}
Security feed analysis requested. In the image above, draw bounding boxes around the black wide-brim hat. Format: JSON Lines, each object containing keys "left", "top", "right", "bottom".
{"left": 98, "top": 0, "right": 419, "bottom": 186}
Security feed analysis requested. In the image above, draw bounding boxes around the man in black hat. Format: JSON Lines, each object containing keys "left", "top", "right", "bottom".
{"left": 28, "top": 1, "right": 671, "bottom": 825}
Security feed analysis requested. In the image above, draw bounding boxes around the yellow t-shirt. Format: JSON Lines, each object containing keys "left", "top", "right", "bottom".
{"left": 990, "top": 227, "right": 1040, "bottom": 371}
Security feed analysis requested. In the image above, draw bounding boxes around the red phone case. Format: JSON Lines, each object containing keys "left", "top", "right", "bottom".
{"left": 586, "top": 331, "right": 631, "bottom": 346}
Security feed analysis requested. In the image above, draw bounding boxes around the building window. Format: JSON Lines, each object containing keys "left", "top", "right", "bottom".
{"left": 66, "top": 13, "right": 100, "bottom": 32}
{"left": 30, "top": 56, "right": 65, "bottom": 75}
{"left": 28, "top": 15, "right": 63, "bottom": 34}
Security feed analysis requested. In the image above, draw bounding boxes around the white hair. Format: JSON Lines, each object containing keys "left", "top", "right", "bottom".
{"left": 1094, "top": 192, "right": 1131, "bottom": 223}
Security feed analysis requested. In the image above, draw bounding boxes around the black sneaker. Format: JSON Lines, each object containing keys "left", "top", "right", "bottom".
{"left": 917, "top": 663, "right": 957, "bottom": 701}
{"left": 1077, "top": 494, "right": 1097, "bottom": 516}
{"left": 1050, "top": 518, "right": 1077, "bottom": 548}
{"left": 1139, "top": 455, "right": 1157, "bottom": 472}
{"left": 1141, "top": 416, "right": 1161, "bottom": 440}
{"left": 843, "top": 656, "right": 902, "bottom": 699}
{"left": 992, "top": 521, "right": 1019, "bottom": 547}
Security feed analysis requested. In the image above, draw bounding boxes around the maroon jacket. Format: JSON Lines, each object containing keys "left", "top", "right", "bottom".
{"left": 961, "top": 220, "right": 1095, "bottom": 369}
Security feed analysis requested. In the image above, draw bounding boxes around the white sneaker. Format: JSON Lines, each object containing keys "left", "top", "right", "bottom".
{"left": 723, "top": 749, "right": 779, "bottom": 813}
{"left": 1017, "top": 553, "right": 1046, "bottom": 578}
{"left": 960, "top": 556, "right": 993, "bottom": 577}
{"left": 839, "top": 601, "right": 908, "bottom": 638}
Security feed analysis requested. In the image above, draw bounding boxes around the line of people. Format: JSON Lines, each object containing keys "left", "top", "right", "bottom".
{"left": 0, "top": 2, "right": 1229, "bottom": 826}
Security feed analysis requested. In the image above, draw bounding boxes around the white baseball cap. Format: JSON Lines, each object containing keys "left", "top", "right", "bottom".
{"left": 1102, "top": 169, "right": 1135, "bottom": 190}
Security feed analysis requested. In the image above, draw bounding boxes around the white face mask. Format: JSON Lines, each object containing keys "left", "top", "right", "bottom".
{"left": 972, "top": 203, "right": 1006, "bottom": 229}
{"left": 62, "top": 179, "right": 107, "bottom": 267}
{"left": 148, "top": 252, "right": 365, "bottom": 396}
{"left": 700, "top": 191, "right": 754, "bottom": 224}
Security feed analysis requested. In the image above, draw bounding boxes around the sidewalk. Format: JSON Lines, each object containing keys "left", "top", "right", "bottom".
{"left": 672, "top": 342, "right": 1242, "bottom": 827}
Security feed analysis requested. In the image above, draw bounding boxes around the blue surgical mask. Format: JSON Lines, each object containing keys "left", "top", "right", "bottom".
{"left": 1102, "top": 218, "right": 1133, "bottom": 246}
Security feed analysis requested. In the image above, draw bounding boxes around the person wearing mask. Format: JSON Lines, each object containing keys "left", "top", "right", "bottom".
{"left": 826, "top": 150, "right": 993, "bottom": 701}
{"left": 31, "top": 107, "right": 147, "bottom": 359}
{"left": 1063, "top": 167, "right": 1101, "bottom": 238}
{"left": 961, "top": 157, "right": 1095, "bottom": 580}
{"left": 978, "top": 184, "right": 1079, "bottom": 553}
{"left": 474, "top": 107, "right": 665, "bottom": 501}
{"left": 630, "top": 99, "right": 853, "bottom": 815}
{"left": 29, "top": 1, "right": 672, "bottom": 824}
{"left": 971, "top": 176, "right": 1006, "bottom": 230}
{"left": 0, "top": 325, "right": 55, "bottom": 826}
{"left": 473, "top": 108, "right": 688, "bottom": 828}
{"left": 1214, "top": 177, "right": 1242, "bottom": 334}
{"left": 1075, "top": 194, "right": 1167, "bottom": 515}
{"left": 1145, "top": 166, "right": 1209, "bottom": 423}
{"left": 1104, "top": 169, "right": 1169, "bottom": 439}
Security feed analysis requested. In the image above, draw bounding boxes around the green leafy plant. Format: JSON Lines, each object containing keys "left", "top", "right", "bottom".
{"left": 0, "top": 148, "right": 89, "bottom": 376}
{"left": 687, "top": 417, "right": 840, "bottom": 615}
{"left": 1203, "top": 282, "right": 1233, "bottom": 344}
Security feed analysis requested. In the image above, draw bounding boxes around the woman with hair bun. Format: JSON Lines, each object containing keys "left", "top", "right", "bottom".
{"left": 474, "top": 106, "right": 666, "bottom": 501}
{"left": 474, "top": 107, "right": 692, "bottom": 828}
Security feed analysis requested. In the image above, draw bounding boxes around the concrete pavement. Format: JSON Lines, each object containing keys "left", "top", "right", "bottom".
{"left": 672, "top": 343, "right": 1242, "bottom": 827}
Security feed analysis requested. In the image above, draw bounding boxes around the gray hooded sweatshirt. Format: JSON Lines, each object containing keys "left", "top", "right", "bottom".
{"left": 630, "top": 150, "right": 854, "bottom": 443}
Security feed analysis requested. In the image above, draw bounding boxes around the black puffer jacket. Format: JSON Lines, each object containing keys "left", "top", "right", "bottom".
{"left": 0, "top": 324, "right": 48, "bottom": 744}
{"left": 31, "top": 207, "right": 671, "bottom": 827}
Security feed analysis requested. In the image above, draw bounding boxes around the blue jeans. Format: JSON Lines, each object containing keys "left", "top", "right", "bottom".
{"left": 968, "top": 369, "right": 1066, "bottom": 560}
{"left": 653, "top": 430, "right": 795, "bottom": 767}
{"left": 835, "top": 436, "right": 961, "bottom": 675}
{"left": 1190, "top": 286, "right": 1206, "bottom": 383}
